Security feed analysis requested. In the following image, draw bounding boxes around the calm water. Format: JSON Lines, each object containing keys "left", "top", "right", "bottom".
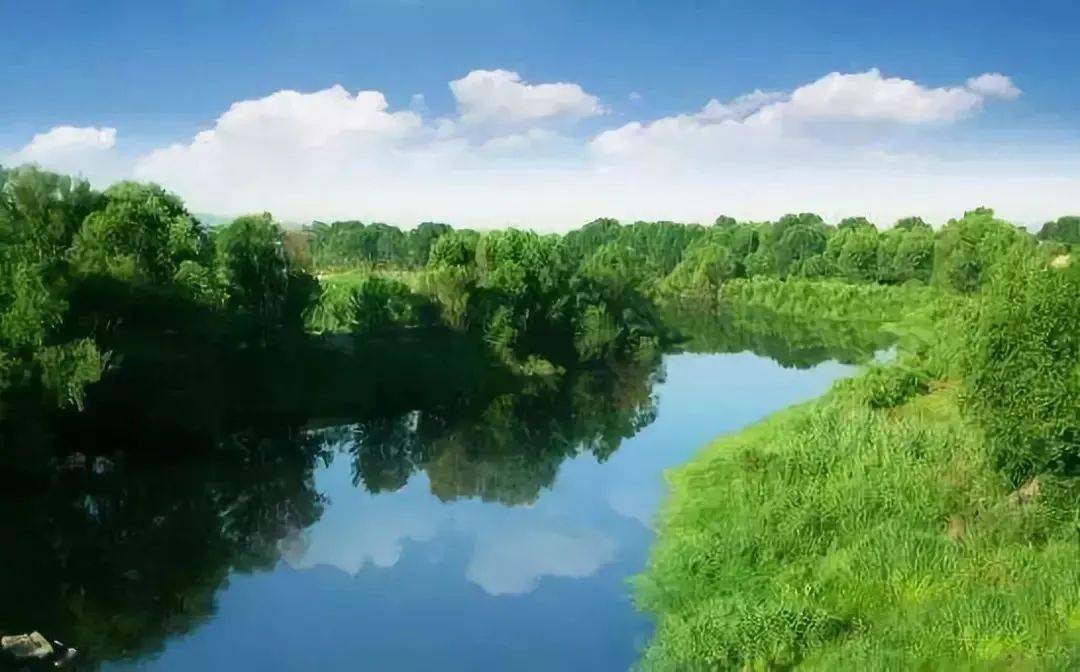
{"left": 3, "top": 311, "right": 884, "bottom": 671}
{"left": 83, "top": 352, "right": 848, "bottom": 672}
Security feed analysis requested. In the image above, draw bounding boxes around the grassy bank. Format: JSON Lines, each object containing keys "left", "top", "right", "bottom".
{"left": 638, "top": 260, "right": 1080, "bottom": 670}
{"left": 637, "top": 375, "right": 1080, "bottom": 669}
{"left": 719, "top": 277, "right": 950, "bottom": 326}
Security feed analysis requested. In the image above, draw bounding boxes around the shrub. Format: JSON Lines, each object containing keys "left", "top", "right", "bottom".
{"left": 963, "top": 245, "right": 1080, "bottom": 482}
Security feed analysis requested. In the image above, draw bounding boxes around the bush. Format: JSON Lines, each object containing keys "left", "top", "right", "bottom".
{"left": 34, "top": 338, "right": 109, "bottom": 410}
{"left": 852, "top": 362, "right": 930, "bottom": 409}
{"left": 963, "top": 246, "right": 1080, "bottom": 482}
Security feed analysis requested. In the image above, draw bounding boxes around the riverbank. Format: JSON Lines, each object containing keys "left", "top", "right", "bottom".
{"left": 637, "top": 270, "right": 1080, "bottom": 669}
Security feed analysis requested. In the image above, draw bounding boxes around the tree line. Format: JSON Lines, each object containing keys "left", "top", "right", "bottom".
{"left": 1, "top": 163, "right": 1075, "bottom": 457}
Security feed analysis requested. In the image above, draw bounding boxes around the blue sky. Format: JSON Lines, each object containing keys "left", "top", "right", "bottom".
{"left": 3, "top": 1, "right": 1079, "bottom": 227}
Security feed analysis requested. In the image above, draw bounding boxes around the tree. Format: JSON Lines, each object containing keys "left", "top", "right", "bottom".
{"left": 772, "top": 215, "right": 828, "bottom": 277}
{"left": 933, "top": 208, "right": 1030, "bottom": 293}
{"left": 0, "top": 166, "right": 101, "bottom": 262}
{"left": 427, "top": 229, "right": 479, "bottom": 268}
{"left": 215, "top": 213, "right": 291, "bottom": 332}
{"left": 581, "top": 242, "right": 650, "bottom": 297}
{"left": 964, "top": 245, "right": 1080, "bottom": 482}
{"left": 837, "top": 216, "right": 875, "bottom": 231}
{"left": 1036, "top": 216, "right": 1080, "bottom": 245}
{"left": 408, "top": 221, "right": 452, "bottom": 266}
{"left": 826, "top": 226, "right": 879, "bottom": 283}
{"left": 68, "top": 181, "right": 209, "bottom": 285}
{"left": 661, "top": 236, "right": 737, "bottom": 296}
{"left": 893, "top": 216, "right": 931, "bottom": 231}
{"left": 877, "top": 226, "right": 933, "bottom": 284}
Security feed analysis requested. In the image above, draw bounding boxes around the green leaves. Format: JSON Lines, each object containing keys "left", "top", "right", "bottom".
{"left": 68, "top": 181, "right": 208, "bottom": 283}
{"left": 34, "top": 338, "right": 109, "bottom": 411}
{"left": 963, "top": 246, "right": 1080, "bottom": 482}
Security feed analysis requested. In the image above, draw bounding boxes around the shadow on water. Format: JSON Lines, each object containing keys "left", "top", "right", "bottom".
{"left": 662, "top": 302, "right": 894, "bottom": 368}
{"left": 0, "top": 310, "right": 887, "bottom": 670}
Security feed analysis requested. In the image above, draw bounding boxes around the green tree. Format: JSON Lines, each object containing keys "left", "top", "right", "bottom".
{"left": 837, "top": 216, "right": 875, "bottom": 231}
{"left": 408, "top": 221, "right": 452, "bottom": 266}
{"left": 964, "top": 245, "right": 1080, "bottom": 482}
{"left": 893, "top": 216, "right": 931, "bottom": 231}
{"left": 771, "top": 214, "right": 828, "bottom": 277}
{"left": 877, "top": 226, "right": 933, "bottom": 284}
{"left": 661, "top": 237, "right": 737, "bottom": 296}
{"left": 427, "top": 229, "right": 479, "bottom": 268}
{"left": 826, "top": 226, "right": 879, "bottom": 283}
{"left": 68, "top": 181, "right": 209, "bottom": 284}
{"left": 1036, "top": 215, "right": 1080, "bottom": 245}
{"left": 215, "top": 213, "right": 291, "bottom": 332}
{"left": 933, "top": 208, "right": 1030, "bottom": 293}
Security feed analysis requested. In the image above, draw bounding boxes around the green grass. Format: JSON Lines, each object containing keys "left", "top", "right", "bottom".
{"left": 637, "top": 374, "right": 1080, "bottom": 670}
{"left": 317, "top": 267, "right": 424, "bottom": 291}
{"left": 721, "top": 278, "right": 949, "bottom": 325}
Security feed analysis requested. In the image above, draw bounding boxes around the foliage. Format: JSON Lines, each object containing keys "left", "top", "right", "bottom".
{"left": 638, "top": 380, "right": 1080, "bottom": 670}
{"left": 963, "top": 245, "right": 1080, "bottom": 482}
{"left": 932, "top": 207, "right": 1031, "bottom": 293}
{"left": 34, "top": 338, "right": 109, "bottom": 410}
{"left": 215, "top": 213, "right": 318, "bottom": 336}
{"left": 877, "top": 224, "right": 934, "bottom": 284}
{"left": 1037, "top": 215, "right": 1080, "bottom": 245}
{"left": 68, "top": 181, "right": 210, "bottom": 284}
{"left": 309, "top": 219, "right": 453, "bottom": 269}
{"left": 851, "top": 358, "right": 930, "bottom": 409}
{"left": 825, "top": 225, "right": 879, "bottom": 282}
{"left": 661, "top": 231, "right": 738, "bottom": 297}
{"left": 719, "top": 277, "right": 945, "bottom": 324}
{"left": 427, "top": 228, "right": 479, "bottom": 268}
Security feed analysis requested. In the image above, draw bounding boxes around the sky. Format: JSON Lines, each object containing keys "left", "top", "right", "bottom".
{"left": 2, "top": 0, "right": 1079, "bottom": 229}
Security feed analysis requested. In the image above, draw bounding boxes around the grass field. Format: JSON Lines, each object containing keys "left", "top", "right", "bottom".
{"left": 635, "top": 369, "right": 1080, "bottom": 669}
{"left": 636, "top": 360, "right": 1080, "bottom": 669}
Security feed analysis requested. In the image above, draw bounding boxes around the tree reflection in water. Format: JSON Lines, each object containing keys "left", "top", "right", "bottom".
{"left": 0, "top": 313, "right": 884, "bottom": 669}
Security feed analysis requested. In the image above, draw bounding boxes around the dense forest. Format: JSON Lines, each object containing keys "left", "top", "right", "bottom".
{"left": 1, "top": 163, "right": 1078, "bottom": 669}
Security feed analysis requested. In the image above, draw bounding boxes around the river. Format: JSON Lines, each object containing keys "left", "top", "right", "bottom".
{"left": 2, "top": 314, "right": 880, "bottom": 671}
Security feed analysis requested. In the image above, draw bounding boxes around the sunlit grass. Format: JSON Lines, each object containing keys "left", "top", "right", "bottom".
{"left": 318, "top": 267, "right": 425, "bottom": 291}
{"left": 637, "top": 376, "right": 1080, "bottom": 669}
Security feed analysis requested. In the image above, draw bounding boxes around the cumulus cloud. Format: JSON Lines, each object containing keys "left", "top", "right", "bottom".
{"left": 133, "top": 84, "right": 431, "bottom": 216}
{"left": 15, "top": 66, "right": 1076, "bottom": 228}
{"left": 449, "top": 69, "right": 605, "bottom": 126}
{"left": 590, "top": 69, "right": 1022, "bottom": 163}
{"left": 965, "top": 72, "right": 1022, "bottom": 100}
{"left": 8, "top": 126, "right": 121, "bottom": 180}
{"left": 465, "top": 526, "right": 616, "bottom": 596}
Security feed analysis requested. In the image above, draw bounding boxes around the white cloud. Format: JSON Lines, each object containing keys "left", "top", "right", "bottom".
{"left": 776, "top": 69, "right": 986, "bottom": 124}
{"left": 134, "top": 84, "right": 430, "bottom": 216}
{"left": 7, "top": 126, "right": 121, "bottom": 180}
{"left": 478, "top": 128, "right": 570, "bottom": 156}
{"left": 465, "top": 526, "right": 616, "bottom": 596}
{"left": 12, "top": 126, "right": 117, "bottom": 161}
{"left": 590, "top": 69, "right": 1022, "bottom": 164}
{"left": 965, "top": 72, "right": 1021, "bottom": 100}
{"left": 16, "top": 67, "right": 1078, "bottom": 229}
{"left": 449, "top": 69, "right": 605, "bottom": 126}
{"left": 698, "top": 89, "right": 786, "bottom": 122}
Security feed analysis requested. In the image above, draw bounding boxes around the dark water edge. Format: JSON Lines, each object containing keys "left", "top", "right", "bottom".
{"left": 1, "top": 310, "right": 886, "bottom": 671}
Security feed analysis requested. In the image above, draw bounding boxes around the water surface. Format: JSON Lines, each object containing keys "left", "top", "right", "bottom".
{"left": 97, "top": 352, "right": 852, "bottom": 671}
{"left": 2, "top": 311, "right": 885, "bottom": 671}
